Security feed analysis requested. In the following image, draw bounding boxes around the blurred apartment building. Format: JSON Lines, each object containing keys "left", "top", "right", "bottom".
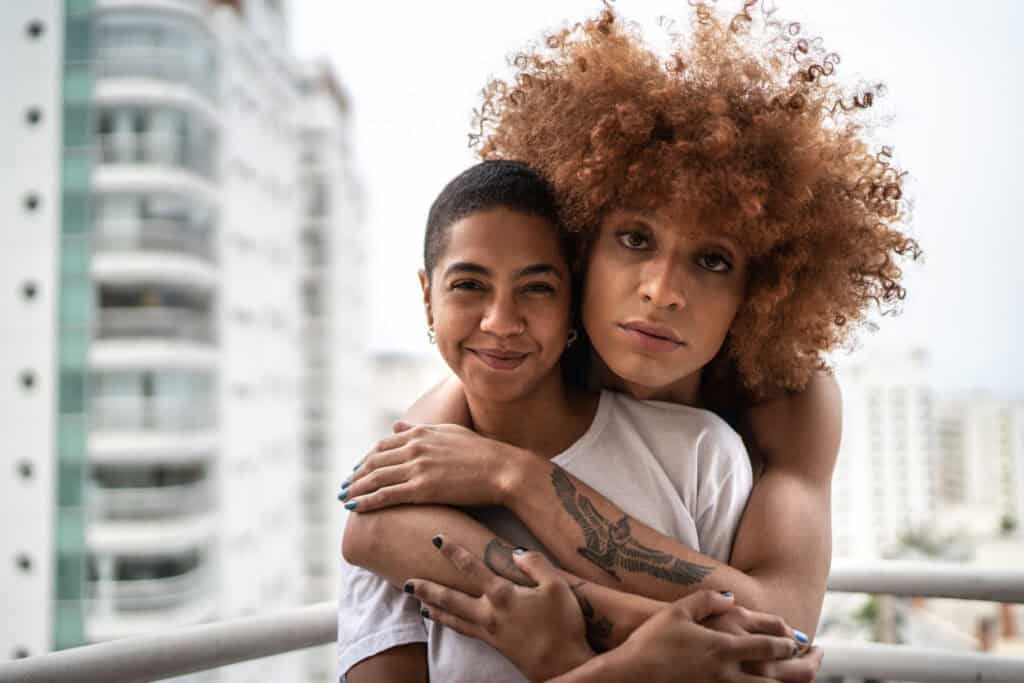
{"left": 832, "top": 348, "right": 1024, "bottom": 560}
{"left": 1, "top": 2, "right": 364, "bottom": 682}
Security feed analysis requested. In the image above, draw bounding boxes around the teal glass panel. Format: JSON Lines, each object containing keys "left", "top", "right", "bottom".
{"left": 57, "top": 462, "right": 85, "bottom": 506}
{"left": 65, "top": 0, "right": 94, "bottom": 17}
{"left": 62, "top": 67, "right": 92, "bottom": 103}
{"left": 57, "top": 278, "right": 92, "bottom": 325}
{"left": 58, "top": 371, "right": 86, "bottom": 415}
{"left": 61, "top": 193, "right": 90, "bottom": 234}
{"left": 59, "top": 237, "right": 89, "bottom": 278}
{"left": 55, "top": 554, "right": 84, "bottom": 600}
{"left": 55, "top": 509, "right": 86, "bottom": 555}
{"left": 61, "top": 152, "right": 91, "bottom": 192}
{"left": 62, "top": 105, "right": 91, "bottom": 149}
{"left": 64, "top": 15, "right": 92, "bottom": 61}
{"left": 58, "top": 331, "right": 89, "bottom": 368}
{"left": 53, "top": 601, "right": 85, "bottom": 650}
{"left": 57, "top": 416, "right": 87, "bottom": 458}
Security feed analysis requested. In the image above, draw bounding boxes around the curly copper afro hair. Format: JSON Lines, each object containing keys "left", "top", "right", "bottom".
{"left": 472, "top": 2, "right": 922, "bottom": 397}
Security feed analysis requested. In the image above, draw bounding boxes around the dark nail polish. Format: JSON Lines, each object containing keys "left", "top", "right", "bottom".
{"left": 420, "top": 607, "right": 430, "bottom": 619}
{"left": 719, "top": 591, "right": 733, "bottom": 597}
{"left": 403, "top": 582, "right": 414, "bottom": 594}
{"left": 344, "top": 500, "right": 357, "bottom": 511}
{"left": 341, "top": 479, "right": 350, "bottom": 490}
{"left": 337, "top": 490, "right": 348, "bottom": 502}
{"left": 353, "top": 462, "right": 361, "bottom": 472}
{"left": 793, "top": 629, "right": 809, "bottom": 644}
{"left": 431, "top": 535, "right": 443, "bottom": 549}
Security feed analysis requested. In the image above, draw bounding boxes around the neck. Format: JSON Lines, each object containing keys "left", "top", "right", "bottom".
{"left": 466, "top": 372, "right": 595, "bottom": 459}
{"left": 592, "top": 355, "right": 702, "bottom": 406}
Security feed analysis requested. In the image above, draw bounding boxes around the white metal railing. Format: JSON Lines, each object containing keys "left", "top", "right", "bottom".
{"left": 97, "top": 307, "right": 215, "bottom": 343}
{"left": 1, "top": 563, "right": 1022, "bottom": 682}
{"left": 87, "top": 481, "right": 209, "bottom": 520}
{"left": 94, "top": 219, "right": 216, "bottom": 261}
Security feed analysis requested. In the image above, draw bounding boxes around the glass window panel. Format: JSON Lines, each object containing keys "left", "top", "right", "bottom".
{"left": 63, "top": 104, "right": 91, "bottom": 148}
{"left": 61, "top": 151, "right": 91, "bottom": 192}
{"left": 61, "top": 193, "right": 90, "bottom": 235}
{"left": 59, "top": 237, "right": 90, "bottom": 278}
{"left": 62, "top": 66, "right": 92, "bottom": 103}
{"left": 58, "top": 461, "right": 85, "bottom": 506}
{"left": 56, "top": 509, "right": 86, "bottom": 554}
{"left": 59, "top": 371, "right": 86, "bottom": 414}
{"left": 58, "top": 330, "right": 89, "bottom": 369}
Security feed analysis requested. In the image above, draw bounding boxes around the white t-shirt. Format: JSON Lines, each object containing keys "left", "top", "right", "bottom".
{"left": 337, "top": 390, "right": 753, "bottom": 682}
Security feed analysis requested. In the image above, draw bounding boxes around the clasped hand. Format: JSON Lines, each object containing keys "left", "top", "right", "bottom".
{"left": 340, "top": 421, "right": 527, "bottom": 511}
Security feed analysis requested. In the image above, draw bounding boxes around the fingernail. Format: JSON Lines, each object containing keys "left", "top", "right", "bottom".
{"left": 512, "top": 547, "right": 527, "bottom": 556}
{"left": 341, "top": 479, "right": 350, "bottom": 490}
{"left": 337, "top": 490, "right": 348, "bottom": 502}
{"left": 420, "top": 607, "right": 430, "bottom": 619}
{"left": 403, "top": 582, "right": 414, "bottom": 594}
{"left": 352, "top": 462, "right": 361, "bottom": 472}
{"left": 719, "top": 591, "right": 733, "bottom": 597}
{"left": 791, "top": 641, "right": 799, "bottom": 658}
{"left": 344, "top": 500, "right": 357, "bottom": 511}
{"left": 431, "top": 535, "right": 443, "bottom": 549}
{"left": 793, "top": 629, "right": 809, "bottom": 644}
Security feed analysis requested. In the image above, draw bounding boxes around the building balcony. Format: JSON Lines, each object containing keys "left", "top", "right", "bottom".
{"left": 90, "top": 396, "right": 215, "bottom": 433}
{"left": 95, "top": 220, "right": 215, "bottom": 263}
{"left": 94, "top": 45, "right": 218, "bottom": 103}
{"left": 96, "top": 132, "right": 216, "bottom": 182}
{"left": 97, "top": 307, "right": 215, "bottom": 344}
{"left": 87, "top": 481, "right": 210, "bottom": 522}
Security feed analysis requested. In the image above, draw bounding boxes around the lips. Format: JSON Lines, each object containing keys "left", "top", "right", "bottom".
{"left": 619, "top": 321, "right": 684, "bottom": 353}
{"left": 467, "top": 348, "right": 529, "bottom": 370}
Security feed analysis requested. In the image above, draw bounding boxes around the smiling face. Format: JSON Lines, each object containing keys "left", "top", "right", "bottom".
{"left": 581, "top": 206, "right": 748, "bottom": 403}
{"left": 420, "top": 207, "right": 573, "bottom": 406}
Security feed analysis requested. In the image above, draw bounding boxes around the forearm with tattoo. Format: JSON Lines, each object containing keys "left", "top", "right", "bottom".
{"left": 569, "top": 581, "right": 614, "bottom": 653}
{"left": 551, "top": 467, "right": 714, "bottom": 586}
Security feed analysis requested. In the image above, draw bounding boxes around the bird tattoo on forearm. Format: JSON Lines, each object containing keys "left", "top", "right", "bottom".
{"left": 551, "top": 466, "right": 713, "bottom": 585}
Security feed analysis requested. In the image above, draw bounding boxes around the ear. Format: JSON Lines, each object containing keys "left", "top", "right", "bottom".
{"left": 418, "top": 270, "right": 433, "bottom": 329}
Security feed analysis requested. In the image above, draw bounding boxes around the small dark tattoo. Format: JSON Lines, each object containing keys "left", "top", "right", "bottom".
{"left": 569, "top": 581, "right": 614, "bottom": 653}
{"left": 483, "top": 538, "right": 537, "bottom": 587}
{"left": 551, "top": 467, "right": 714, "bottom": 585}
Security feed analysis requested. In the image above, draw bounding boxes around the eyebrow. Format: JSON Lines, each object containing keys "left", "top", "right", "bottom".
{"left": 443, "top": 262, "right": 563, "bottom": 280}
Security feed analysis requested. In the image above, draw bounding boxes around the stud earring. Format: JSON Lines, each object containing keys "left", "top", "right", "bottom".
{"left": 566, "top": 328, "right": 578, "bottom": 348}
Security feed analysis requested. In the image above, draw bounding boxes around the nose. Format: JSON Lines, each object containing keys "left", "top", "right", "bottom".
{"left": 638, "top": 255, "right": 687, "bottom": 311}
{"left": 480, "top": 291, "right": 525, "bottom": 337}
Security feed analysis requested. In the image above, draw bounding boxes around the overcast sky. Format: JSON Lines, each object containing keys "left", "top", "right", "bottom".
{"left": 292, "top": 1, "right": 1024, "bottom": 399}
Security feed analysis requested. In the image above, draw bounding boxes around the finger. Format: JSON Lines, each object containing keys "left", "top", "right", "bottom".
{"left": 348, "top": 445, "right": 417, "bottom": 485}
{"left": 419, "top": 600, "right": 491, "bottom": 644}
{"left": 436, "top": 536, "right": 503, "bottom": 594}
{"left": 721, "top": 672, "right": 777, "bottom": 683}
{"left": 409, "top": 580, "right": 489, "bottom": 624}
{"left": 720, "top": 633, "right": 800, "bottom": 662}
{"left": 734, "top": 607, "right": 791, "bottom": 638}
{"left": 392, "top": 420, "right": 415, "bottom": 433}
{"left": 511, "top": 548, "right": 561, "bottom": 587}
{"left": 344, "top": 482, "right": 420, "bottom": 512}
{"left": 673, "top": 590, "right": 735, "bottom": 622}
{"left": 343, "top": 463, "right": 414, "bottom": 501}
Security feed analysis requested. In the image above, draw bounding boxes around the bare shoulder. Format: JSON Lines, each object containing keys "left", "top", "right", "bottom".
{"left": 742, "top": 371, "right": 842, "bottom": 481}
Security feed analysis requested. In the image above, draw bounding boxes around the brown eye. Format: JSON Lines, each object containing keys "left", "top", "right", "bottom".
{"left": 697, "top": 252, "right": 732, "bottom": 273}
{"left": 616, "top": 230, "right": 652, "bottom": 250}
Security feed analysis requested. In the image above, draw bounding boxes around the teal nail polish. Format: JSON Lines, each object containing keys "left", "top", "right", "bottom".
{"left": 431, "top": 535, "right": 443, "bottom": 549}
{"left": 341, "top": 479, "right": 350, "bottom": 489}
{"left": 344, "top": 500, "right": 357, "bottom": 510}
{"left": 337, "top": 489, "right": 348, "bottom": 502}
{"left": 719, "top": 591, "right": 733, "bottom": 597}
{"left": 793, "top": 629, "right": 809, "bottom": 644}
{"left": 352, "top": 462, "right": 362, "bottom": 472}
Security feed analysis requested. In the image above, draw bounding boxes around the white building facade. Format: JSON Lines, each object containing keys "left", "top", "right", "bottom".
{"left": 1, "top": 2, "right": 363, "bottom": 681}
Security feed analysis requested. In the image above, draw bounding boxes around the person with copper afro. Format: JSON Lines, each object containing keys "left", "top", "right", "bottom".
{"left": 342, "top": 3, "right": 920, "bottom": 681}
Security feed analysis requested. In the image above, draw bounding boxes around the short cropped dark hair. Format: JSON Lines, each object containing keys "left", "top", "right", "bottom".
{"left": 423, "top": 160, "right": 569, "bottom": 278}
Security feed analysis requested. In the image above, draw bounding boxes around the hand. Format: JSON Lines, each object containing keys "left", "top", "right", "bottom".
{"left": 601, "top": 592, "right": 801, "bottom": 683}
{"left": 340, "top": 422, "right": 532, "bottom": 511}
{"left": 406, "top": 536, "right": 594, "bottom": 683}
{"left": 702, "top": 607, "right": 821, "bottom": 683}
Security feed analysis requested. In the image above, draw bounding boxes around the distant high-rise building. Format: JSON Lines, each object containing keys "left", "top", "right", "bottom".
{"left": 831, "top": 349, "right": 938, "bottom": 558}
{"left": 0, "top": 2, "right": 363, "bottom": 681}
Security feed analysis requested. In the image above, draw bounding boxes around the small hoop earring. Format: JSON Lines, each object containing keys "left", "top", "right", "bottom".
{"left": 566, "top": 328, "right": 578, "bottom": 348}
{"left": 427, "top": 327, "right": 436, "bottom": 344}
